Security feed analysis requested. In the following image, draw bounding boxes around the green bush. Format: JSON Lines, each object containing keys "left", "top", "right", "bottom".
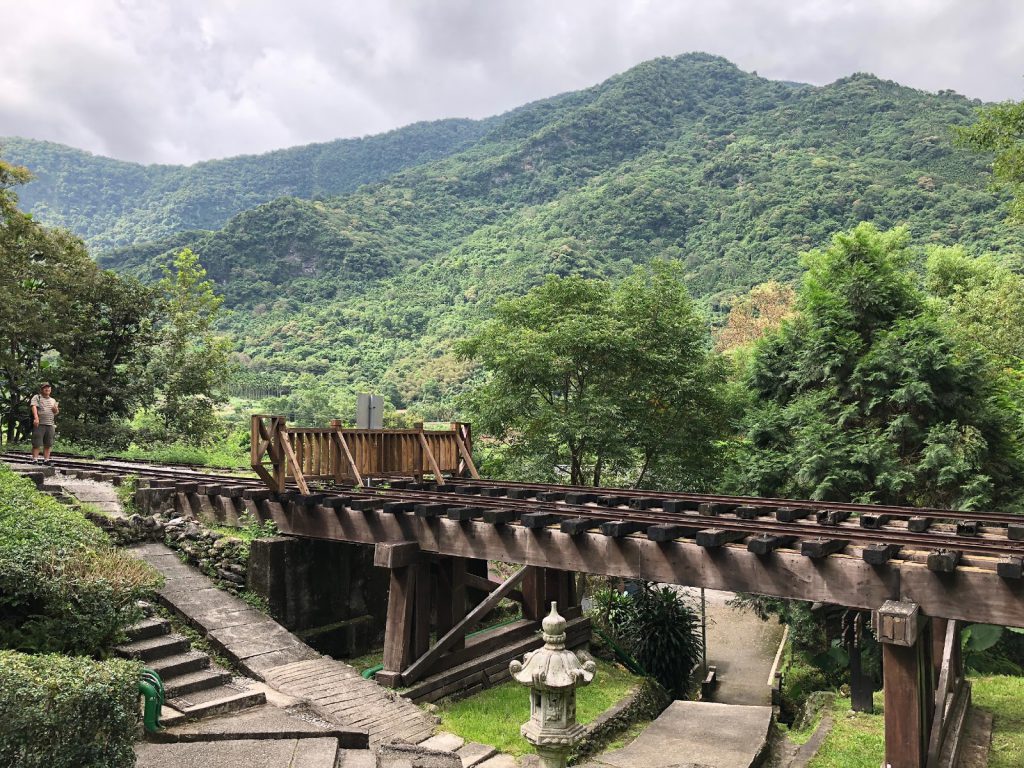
{"left": 592, "top": 582, "right": 703, "bottom": 697}
{"left": 0, "top": 464, "right": 161, "bottom": 654}
{"left": 0, "top": 650, "right": 141, "bottom": 768}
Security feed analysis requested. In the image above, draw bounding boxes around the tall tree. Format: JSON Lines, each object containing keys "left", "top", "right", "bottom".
{"left": 736, "top": 223, "right": 1021, "bottom": 509}
{"left": 957, "top": 99, "right": 1024, "bottom": 222}
{"left": 459, "top": 262, "right": 729, "bottom": 488}
{"left": 150, "top": 249, "right": 231, "bottom": 442}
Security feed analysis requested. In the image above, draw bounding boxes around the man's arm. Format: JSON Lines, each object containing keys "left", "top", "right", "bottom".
{"left": 51, "top": 400, "right": 59, "bottom": 416}
{"left": 31, "top": 402, "right": 39, "bottom": 426}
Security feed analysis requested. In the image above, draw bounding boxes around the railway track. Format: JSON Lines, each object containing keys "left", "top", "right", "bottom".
{"left": 5, "top": 452, "right": 1022, "bottom": 576}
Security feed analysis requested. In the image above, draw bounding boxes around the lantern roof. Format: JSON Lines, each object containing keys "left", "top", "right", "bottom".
{"left": 509, "top": 603, "right": 597, "bottom": 690}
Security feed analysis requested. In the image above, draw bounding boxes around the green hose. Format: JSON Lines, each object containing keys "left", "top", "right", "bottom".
{"left": 138, "top": 668, "right": 165, "bottom": 732}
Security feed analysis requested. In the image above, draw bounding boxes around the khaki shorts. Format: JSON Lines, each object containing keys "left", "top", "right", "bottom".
{"left": 32, "top": 424, "right": 55, "bottom": 449}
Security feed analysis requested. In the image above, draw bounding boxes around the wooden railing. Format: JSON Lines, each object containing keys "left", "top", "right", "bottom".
{"left": 251, "top": 415, "right": 478, "bottom": 493}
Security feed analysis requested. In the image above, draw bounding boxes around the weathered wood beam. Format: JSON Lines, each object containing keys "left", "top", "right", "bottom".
{"left": 418, "top": 430, "right": 446, "bottom": 485}
{"left": 400, "top": 565, "right": 528, "bottom": 685}
{"left": 275, "top": 506, "right": 1024, "bottom": 627}
{"left": 452, "top": 428, "right": 481, "bottom": 480}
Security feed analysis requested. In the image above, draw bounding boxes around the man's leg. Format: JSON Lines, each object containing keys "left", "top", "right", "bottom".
{"left": 43, "top": 426, "right": 54, "bottom": 461}
{"left": 31, "top": 426, "right": 42, "bottom": 461}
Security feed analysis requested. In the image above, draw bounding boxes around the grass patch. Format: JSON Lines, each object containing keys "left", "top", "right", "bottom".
{"left": 971, "top": 675, "right": 1024, "bottom": 768}
{"left": 806, "top": 693, "right": 884, "bottom": 768}
{"left": 437, "top": 658, "right": 639, "bottom": 756}
{"left": 347, "top": 649, "right": 384, "bottom": 674}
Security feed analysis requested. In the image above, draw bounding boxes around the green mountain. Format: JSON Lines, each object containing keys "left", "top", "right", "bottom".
{"left": 0, "top": 118, "right": 495, "bottom": 249}
{"left": 5, "top": 54, "right": 1020, "bottom": 416}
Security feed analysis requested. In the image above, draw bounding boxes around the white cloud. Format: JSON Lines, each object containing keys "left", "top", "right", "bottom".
{"left": 1, "top": 0, "right": 1022, "bottom": 164}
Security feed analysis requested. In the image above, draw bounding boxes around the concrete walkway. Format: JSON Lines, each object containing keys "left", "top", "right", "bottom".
{"left": 130, "top": 540, "right": 438, "bottom": 747}
{"left": 586, "top": 701, "right": 773, "bottom": 768}
{"left": 679, "top": 588, "right": 784, "bottom": 706}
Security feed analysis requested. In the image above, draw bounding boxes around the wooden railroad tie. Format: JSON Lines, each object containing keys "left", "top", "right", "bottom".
{"left": 537, "top": 491, "right": 566, "bottom": 502}
{"left": 505, "top": 488, "right": 537, "bottom": 500}
{"left": 747, "top": 534, "right": 798, "bottom": 555}
{"left": 927, "top": 549, "right": 961, "bottom": 573}
{"left": 628, "top": 497, "right": 659, "bottom": 510}
{"left": 349, "top": 498, "right": 384, "bottom": 512}
{"left": 698, "top": 501, "right": 736, "bottom": 516}
{"left": 816, "top": 509, "right": 851, "bottom": 526}
{"left": 560, "top": 517, "right": 604, "bottom": 535}
{"left": 661, "top": 499, "right": 700, "bottom": 513}
{"left": 414, "top": 503, "right": 449, "bottom": 518}
{"left": 696, "top": 528, "right": 746, "bottom": 548}
{"left": 447, "top": 506, "right": 484, "bottom": 521}
{"left": 321, "top": 496, "right": 351, "bottom": 509}
{"left": 997, "top": 556, "right": 1023, "bottom": 580}
{"left": 859, "top": 513, "right": 892, "bottom": 529}
{"left": 775, "top": 506, "right": 812, "bottom": 522}
{"left": 383, "top": 501, "right": 415, "bottom": 514}
{"left": 956, "top": 520, "right": 981, "bottom": 536}
{"left": 862, "top": 543, "right": 901, "bottom": 565}
{"left": 735, "top": 505, "right": 772, "bottom": 520}
{"left": 646, "top": 523, "right": 700, "bottom": 542}
{"left": 521, "top": 512, "right": 562, "bottom": 529}
{"left": 481, "top": 487, "right": 511, "bottom": 497}
{"left": 802, "top": 538, "right": 848, "bottom": 558}
{"left": 600, "top": 520, "right": 647, "bottom": 538}
{"left": 564, "top": 492, "right": 597, "bottom": 505}
{"left": 596, "top": 495, "right": 628, "bottom": 507}
{"left": 908, "top": 516, "right": 932, "bottom": 532}
{"left": 482, "top": 508, "right": 519, "bottom": 525}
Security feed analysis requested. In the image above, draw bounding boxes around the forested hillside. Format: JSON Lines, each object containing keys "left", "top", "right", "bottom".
{"left": 0, "top": 118, "right": 495, "bottom": 249}
{"left": 6, "top": 53, "right": 1021, "bottom": 417}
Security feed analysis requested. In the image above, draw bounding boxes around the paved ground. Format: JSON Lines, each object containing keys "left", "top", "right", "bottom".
{"left": 586, "top": 701, "right": 773, "bottom": 768}
{"left": 130, "top": 541, "right": 438, "bottom": 747}
{"left": 679, "top": 588, "right": 784, "bottom": 706}
{"left": 135, "top": 738, "right": 347, "bottom": 768}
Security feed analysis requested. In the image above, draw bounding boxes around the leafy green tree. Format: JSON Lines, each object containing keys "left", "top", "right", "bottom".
{"left": 736, "top": 223, "right": 1022, "bottom": 509}
{"left": 957, "top": 99, "right": 1024, "bottom": 221}
{"left": 0, "top": 161, "right": 155, "bottom": 443}
{"left": 149, "top": 249, "right": 231, "bottom": 442}
{"left": 459, "top": 262, "right": 729, "bottom": 488}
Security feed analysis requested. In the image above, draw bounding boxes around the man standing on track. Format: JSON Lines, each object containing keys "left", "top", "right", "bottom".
{"left": 30, "top": 382, "right": 59, "bottom": 464}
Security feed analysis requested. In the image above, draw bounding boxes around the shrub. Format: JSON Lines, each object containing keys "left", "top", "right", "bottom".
{"left": 0, "top": 650, "right": 141, "bottom": 768}
{"left": 592, "top": 582, "right": 703, "bottom": 697}
{"left": 0, "top": 464, "right": 161, "bottom": 654}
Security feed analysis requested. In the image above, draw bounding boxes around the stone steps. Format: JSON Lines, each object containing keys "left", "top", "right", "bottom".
{"left": 161, "top": 688, "right": 267, "bottom": 727}
{"left": 128, "top": 616, "right": 172, "bottom": 642}
{"left": 145, "top": 650, "right": 211, "bottom": 678}
{"left": 118, "top": 633, "right": 191, "bottom": 662}
{"left": 163, "top": 668, "right": 234, "bottom": 699}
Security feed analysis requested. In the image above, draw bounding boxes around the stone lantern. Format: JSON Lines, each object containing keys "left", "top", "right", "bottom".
{"left": 509, "top": 602, "right": 597, "bottom": 768}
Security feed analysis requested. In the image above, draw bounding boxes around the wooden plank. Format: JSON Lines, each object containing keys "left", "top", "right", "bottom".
{"left": 400, "top": 566, "right": 528, "bottom": 685}
{"left": 419, "top": 430, "right": 446, "bottom": 485}
{"left": 646, "top": 523, "right": 699, "bottom": 542}
{"left": 447, "top": 506, "right": 485, "bottom": 521}
{"left": 336, "top": 432, "right": 364, "bottom": 487}
{"left": 909, "top": 517, "right": 932, "bottom": 533}
{"left": 661, "top": 499, "right": 699, "bottom": 513}
{"left": 452, "top": 428, "right": 481, "bottom": 480}
{"left": 279, "top": 430, "right": 310, "bottom": 495}
{"left": 482, "top": 508, "right": 519, "bottom": 525}
{"left": 776, "top": 506, "right": 812, "bottom": 522}
{"left": 521, "top": 512, "right": 562, "bottom": 529}
{"left": 436, "top": 557, "right": 467, "bottom": 649}
{"left": 381, "top": 565, "right": 416, "bottom": 678}
{"left": 998, "top": 556, "right": 1024, "bottom": 580}
{"left": 860, "top": 514, "right": 892, "bottom": 529}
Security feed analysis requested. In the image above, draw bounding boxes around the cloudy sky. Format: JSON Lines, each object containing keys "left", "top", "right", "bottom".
{"left": 3, "top": 0, "right": 1023, "bottom": 166}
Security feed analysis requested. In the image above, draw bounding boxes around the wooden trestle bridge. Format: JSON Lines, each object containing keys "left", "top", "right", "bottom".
{"left": 10, "top": 414, "right": 1024, "bottom": 768}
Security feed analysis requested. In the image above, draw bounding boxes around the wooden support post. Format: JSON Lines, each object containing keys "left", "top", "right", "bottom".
{"left": 334, "top": 430, "right": 364, "bottom": 487}
{"left": 845, "top": 611, "right": 873, "bottom": 713}
{"left": 413, "top": 559, "right": 432, "bottom": 660}
{"left": 378, "top": 562, "right": 417, "bottom": 686}
{"left": 437, "top": 557, "right": 468, "bottom": 652}
{"left": 875, "top": 601, "right": 932, "bottom": 768}
{"left": 522, "top": 566, "right": 546, "bottom": 621}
